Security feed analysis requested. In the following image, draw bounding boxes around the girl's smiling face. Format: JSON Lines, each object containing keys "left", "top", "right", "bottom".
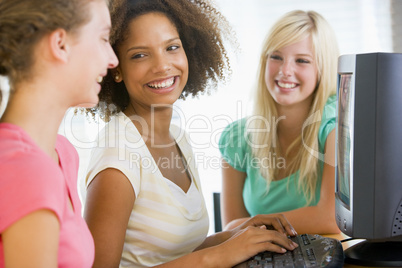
{"left": 68, "top": 0, "right": 118, "bottom": 107}
{"left": 265, "top": 36, "right": 318, "bottom": 109}
{"left": 116, "top": 12, "right": 189, "bottom": 109}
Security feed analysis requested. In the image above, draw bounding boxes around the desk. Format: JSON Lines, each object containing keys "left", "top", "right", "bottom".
{"left": 235, "top": 233, "right": 396, "bottom": 268}
{"left": 325, "top": 233, "right": 397, "bottom": 268}
{"left": 325, "top": 233, "right": 365, "bottom": 268}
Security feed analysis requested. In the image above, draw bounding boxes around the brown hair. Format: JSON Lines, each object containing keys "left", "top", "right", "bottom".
{"left": 0, "top": 0, "right": 108, "bottom": 92}
{"left": 87, "top": 0, "right": 235, "bottom": 121}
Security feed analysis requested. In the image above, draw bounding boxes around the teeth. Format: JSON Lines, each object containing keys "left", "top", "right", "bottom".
{"left": 278, "top": 81, "right": 296, "bottom": 89}
{"left": 148, "top": 77, "right": 174, "bottom": 89}
{"left": 97, "top": 76, "right": 103, "bottom": 83}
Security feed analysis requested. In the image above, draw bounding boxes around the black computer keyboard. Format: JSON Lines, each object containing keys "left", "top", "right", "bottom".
{"left": 237, "top": 234, "right": 344, "bottom": 268}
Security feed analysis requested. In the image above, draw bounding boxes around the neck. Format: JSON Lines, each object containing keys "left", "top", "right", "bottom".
{"left": 276, "top": 96, "right": 314, "bottom": 142}
{"left": 124, "top": 101, "right": 174, "bottom": 144}
{"left": 1, "top": 87, "right": 68, "bottom": 160}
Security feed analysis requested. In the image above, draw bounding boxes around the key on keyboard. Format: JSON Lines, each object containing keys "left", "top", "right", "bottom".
{"left": 236, "top": 234, "right": 344, "bottom": 268}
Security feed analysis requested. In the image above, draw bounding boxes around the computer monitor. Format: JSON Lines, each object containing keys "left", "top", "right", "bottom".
{"left": 335, "top": 52, "right": 402, "bottom": 266}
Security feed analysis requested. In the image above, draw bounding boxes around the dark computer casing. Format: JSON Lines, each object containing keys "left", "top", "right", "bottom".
{"left": 335, "top": 52, "right": 402, "bottom": 240}
{"left": 335, "top": 52, "right": 402, "bottom": 266}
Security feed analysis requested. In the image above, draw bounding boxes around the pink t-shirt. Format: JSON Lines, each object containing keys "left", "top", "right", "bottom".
{"left": 0, "top": 123, "right": 94, "bottom": 267}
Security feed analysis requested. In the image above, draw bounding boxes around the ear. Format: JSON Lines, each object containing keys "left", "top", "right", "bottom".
{"left": 48, "top": 29, "right": 69, "bottom": 63}
{"left": 112, "top": 67, "right": 123, "bottom": 83}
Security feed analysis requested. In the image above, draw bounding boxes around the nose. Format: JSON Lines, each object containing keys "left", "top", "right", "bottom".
{"left": 108, "top": 45, "right": 119, "bottom": 69}
{"left": 152, "top": 53, "right": 171, "bottom": 74}
{"left": 280, "top": 60, "right": 293, "bottom": 77}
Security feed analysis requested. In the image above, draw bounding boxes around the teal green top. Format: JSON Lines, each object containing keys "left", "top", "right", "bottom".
{"left": 218, "top": 95, "right": 336, "bottom": 215}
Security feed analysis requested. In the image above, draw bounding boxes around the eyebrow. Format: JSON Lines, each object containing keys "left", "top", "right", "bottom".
{"left": 296, "top": 54, "right": 314, "bottom": 59}
{"left": 272, "top": 51, "right": 314, "bottom": 58}
{"left": 126, "top": 37, "right": 181, "bottom": 54}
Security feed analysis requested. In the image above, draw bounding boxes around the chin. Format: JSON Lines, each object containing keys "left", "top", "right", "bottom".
{"left": 273, "top": 97, "right": 296, "bottom": 107}
{"left": 78, "top": 103, "right": 98, "bottom": 109}
{"left": 155, "top": 92, "right": 182, "bottom": 105}
{"left": 74, "top": 99, "right": 99, "bottom": 108}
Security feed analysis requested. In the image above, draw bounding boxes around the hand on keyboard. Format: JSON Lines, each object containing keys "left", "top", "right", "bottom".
{"left": 234, "top": 214, "right": 298, "bottom": 238}
{"left": 235, "top": 234, "right": 344, "bottom": 268}
{"left": 219, "top": 225, "right": 299, "bottom": 267}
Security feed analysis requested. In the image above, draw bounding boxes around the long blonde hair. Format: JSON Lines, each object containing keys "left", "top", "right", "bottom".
{"left": 248, "top": 10, "right": 339, "bottom": 204}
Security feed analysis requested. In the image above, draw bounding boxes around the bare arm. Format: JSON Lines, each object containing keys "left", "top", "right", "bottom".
{"left": 224, "top": 130, "right": 340, "bottom": 234}
{"left": 276, "top": 129, "right": 339, "bottom": 234}
{"left": 196, "top": 213, "right": 296, "bottom": 250}
{"left": 221, "top": 158, "right": 250, "bottom": 228}
{"left": 84, "top": 168, "right": 135, "bottom": 268}
{"left": 84, "top": 168, "right": 298, "bottom": 268}
{"left": 155, "top": 226, "right": 298, "bottom": 268}
{"left": 2, "top": 209, "right": 60, "bottom": 268}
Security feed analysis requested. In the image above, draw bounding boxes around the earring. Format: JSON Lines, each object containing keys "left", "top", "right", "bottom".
{"left": 114, "top": 74, "right": 120, "bottom": 81}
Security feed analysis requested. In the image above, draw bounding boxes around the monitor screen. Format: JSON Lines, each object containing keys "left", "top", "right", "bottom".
{"left": 336, "top": 74, "right": 353, "bottom": 208}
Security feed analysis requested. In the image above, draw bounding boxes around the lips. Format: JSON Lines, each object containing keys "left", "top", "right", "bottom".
{"left": 145, "top": 76, "right": 178, "bottom": 95}
{"left": 147, "top": 77, "right": 175, "bottom": 89}
{"left": 275, "top": 80, "right": 300, "bottom": 94}
{"left": 277, "top": 81, "right": 298, "bottom": 89}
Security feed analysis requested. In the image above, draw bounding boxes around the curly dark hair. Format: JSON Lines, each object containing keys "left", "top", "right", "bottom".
{"left": 87, "top": 0, "right": 235, "bottom": 121}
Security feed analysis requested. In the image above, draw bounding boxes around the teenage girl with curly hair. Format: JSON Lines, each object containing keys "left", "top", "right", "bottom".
{"left": 84, "top": 1, "right": 298, "bottom": 267}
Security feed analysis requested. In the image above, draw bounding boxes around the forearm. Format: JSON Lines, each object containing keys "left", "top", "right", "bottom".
{"left": 155, "top": 246, "right": 225, "bottom": 268}
{"left": 157, "top": 224, "right": 298, "bottom": 268}
{"left": 224, "top": 217, "right": 250, "bottom": 231}
{"left": 194, "top": 231, "right": 232, "bottom": 250}
{"left": 280, "top": 206, "right": 340, "bottom": 234}
{"left": 222, "top": 209, "right": 250, "bottom": 228}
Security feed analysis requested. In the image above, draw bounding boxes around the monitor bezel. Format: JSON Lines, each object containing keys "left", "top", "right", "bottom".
{"left": 335, "top": 54, "right": 356, "bottom": 236}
